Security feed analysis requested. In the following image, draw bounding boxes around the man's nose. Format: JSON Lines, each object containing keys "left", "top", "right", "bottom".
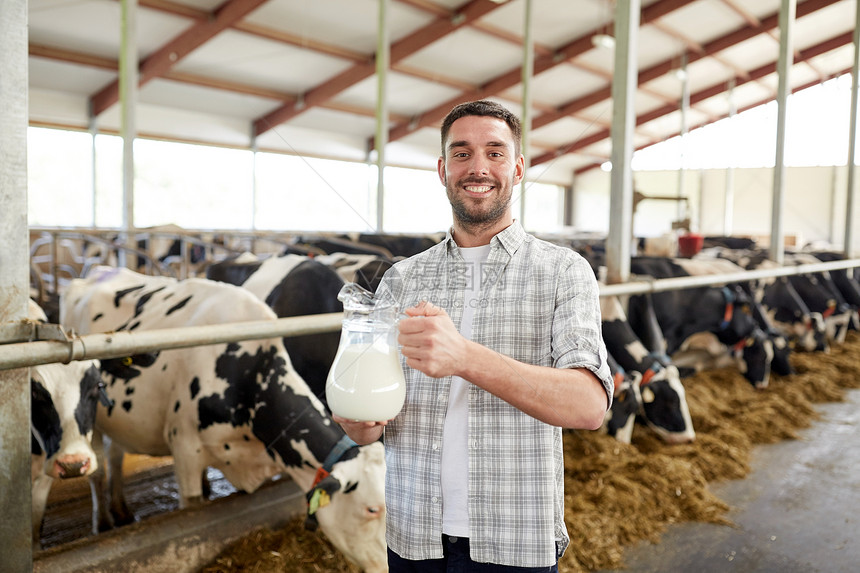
{"left": 468, "top": 155, "right": 490, "bottom": 176}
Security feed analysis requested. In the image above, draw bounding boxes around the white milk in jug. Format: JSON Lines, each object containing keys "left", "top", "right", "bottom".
{"left": 326, "top": 339, "right": 406, "bottom": 421}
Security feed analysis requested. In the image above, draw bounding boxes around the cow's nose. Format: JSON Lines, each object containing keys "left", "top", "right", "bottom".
{"left": 365, "top": 505, "right": 384, "bottom": 519}
{"left": 56, "top": 458, "right": 91, "bottom": 478}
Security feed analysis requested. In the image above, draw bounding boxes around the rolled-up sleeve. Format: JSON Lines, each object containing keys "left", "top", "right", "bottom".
{"left": 551, "top": 251, "right": 614, "bottom": 406}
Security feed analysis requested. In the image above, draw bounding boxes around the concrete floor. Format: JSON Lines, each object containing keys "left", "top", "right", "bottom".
{"left": 597, "top": 388, "right": 860, "bottom": 573}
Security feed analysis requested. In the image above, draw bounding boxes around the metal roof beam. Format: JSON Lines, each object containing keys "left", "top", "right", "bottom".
{"left": 252, "top": 0, "right": 505, "bottom": 137}
{"left": 386, "top": 0, "right": 698, "bottom": 144}
{"left": 531, "top": 0, "right": 842, "bottom": 162}
{"left": 571, "top": 62, "right": 853, "bottom": 176}
{"left": 533, "top": 0, "right": 838, "bottom": 132}
{"left": 31, "top": 43, "right": 414, "bottom": 124}
{"left": 536, "top": 28, "right": 854, "bottom": 170}
{"left": 90, "top": 0, "right": 270, "bottom": 117}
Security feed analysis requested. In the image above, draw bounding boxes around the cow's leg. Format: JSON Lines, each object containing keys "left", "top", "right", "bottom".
{"left": 834, "top": 314, "right": 850, "bottom": 344}
{"left": 88, "top": 431, "right": 115, "bottom": 533}
{"left": 170, "top": 438, "right": 207, "bottom": 509}
{"left": 105, "top": 436, "right": 135, "bottom": 526}
{"left": 31, "top": 457, "right": 53, "bottom": 550}
{"left": 201, "top": 468, "right": 211, "bottom": 500}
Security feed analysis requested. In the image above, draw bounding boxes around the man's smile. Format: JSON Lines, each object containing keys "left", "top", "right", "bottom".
{"left": 464, "top": 184, "right": 493, "bottom": 194}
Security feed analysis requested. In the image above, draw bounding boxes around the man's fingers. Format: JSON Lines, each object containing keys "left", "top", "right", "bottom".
{"left": 403, "top": 301, "right": 447, "bottom": 317}
{"left": 398, "top": 316, "right": 426, "bottom": 335}
{"left": 419, "top": 301, "right": 445, "bottom": 316}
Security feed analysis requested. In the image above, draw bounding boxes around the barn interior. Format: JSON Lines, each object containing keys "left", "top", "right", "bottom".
{"left": 3, "top": 0, "right": 860, "bottom": 572}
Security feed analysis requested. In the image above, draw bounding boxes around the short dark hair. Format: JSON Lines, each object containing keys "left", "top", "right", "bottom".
{"left": 440, "top": 100, "right": 522, "bottom": 157}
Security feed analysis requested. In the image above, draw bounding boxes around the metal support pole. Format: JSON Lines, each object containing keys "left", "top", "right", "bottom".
{"left": 89, "top": 116, "right": 98, "bottom": 226}
{"left": 724, "top": 79, "right": 736, "bottom": 235}
{"left": 564, "top": 179, "right": 575, "bottom": 228}
{"left": 120, "top": 0, "right": 138, "bottom": 267}
{"left": 0, "top": 0, "right": 33, "bottom": 568}
{"left": 375, "top": 0, "right": 390, "bottom": 232}
{"left": 605, "top": 0, "right": 640, "bottom": 285}
{"left": 844, "top": 0, "right": 860, "bottom": 257}
{"left": 251, "top": 135, "right": 259, "bottom": 231}
{"left": 771, "top": 0, "right": 796, "bottom": 264}
{"left": 519, "top": 0, "right": 534, "bottom": 227}
{"left": 677, "top": 51, "right": 689, "bottom": 223}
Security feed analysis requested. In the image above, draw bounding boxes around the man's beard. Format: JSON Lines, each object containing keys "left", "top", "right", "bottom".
{"left": 447, "top": 176, "right": 513, "bottom": 231}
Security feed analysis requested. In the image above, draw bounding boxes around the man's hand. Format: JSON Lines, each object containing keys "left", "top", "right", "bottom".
{"left": 398, "top": 301, "right": 467, "bottom": 379}
{"left": 331, "top": 414, "right": 388, "bottom": 445}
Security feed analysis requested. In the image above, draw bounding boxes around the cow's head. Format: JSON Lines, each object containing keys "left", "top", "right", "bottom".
{"left": 767, "top": 331, "right": 794, "bottom": 376}
{"left": 771, "top": 309, "right": 827, "bottom": 353}
{"left": 31, "top": 360, "right": 105, "bottom": 479}
{"left": 307, "top": 441, "right": 387, "bottom": 573}
{"left": 731, "top": 328, "right": 774, "bottom": 389}
{"left": 761, "top": 277, "right": 829, "bottom": 353}
{"left": 639, "top": 363, "right": 695, "bottom": 444}
{"left": 716, "top": 289, "right": 774, "bottom": 388}
{"left": 602, "top": 370, "right": 642, "bottom": 444}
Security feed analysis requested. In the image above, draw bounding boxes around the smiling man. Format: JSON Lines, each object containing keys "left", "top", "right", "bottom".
{"left": 333, "top": 100, "right": 613, "bottom": 571}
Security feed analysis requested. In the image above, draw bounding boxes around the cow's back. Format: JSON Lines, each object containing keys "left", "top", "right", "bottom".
{"left": 59, "top": 269, "right": 317, "bottom": 466}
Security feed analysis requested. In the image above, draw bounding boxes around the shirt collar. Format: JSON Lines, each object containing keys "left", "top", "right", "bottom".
{"left": 443, "top": 220, "right": 527, "bottom": 258}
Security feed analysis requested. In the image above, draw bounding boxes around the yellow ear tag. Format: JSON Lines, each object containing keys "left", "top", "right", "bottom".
{"left": 308, "top": 488, "right": 331, "bottom": 515}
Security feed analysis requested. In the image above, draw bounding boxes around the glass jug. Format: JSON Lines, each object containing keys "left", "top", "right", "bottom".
{"left": 325, "top": 283, "right": 406, "bottom": 421}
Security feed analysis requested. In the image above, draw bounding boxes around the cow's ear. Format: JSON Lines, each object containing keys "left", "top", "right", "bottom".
{"left": 304, "top": 475, "right": 342, "bottom": 531}
{"left": 100, "top": 352, "right": 159, "bottom": 378}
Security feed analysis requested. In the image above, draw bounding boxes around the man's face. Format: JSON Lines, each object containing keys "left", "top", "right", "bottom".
{"left": 438, "top": 115, "right": 525, "bottom": 228}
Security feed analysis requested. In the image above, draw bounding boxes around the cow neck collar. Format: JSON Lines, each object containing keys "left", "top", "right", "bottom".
{"left": 640, "top": 353, "right": 669, "bottom": 385}
{"left": 720, "top": 286, "right": 735, "bottom": 330}
{"left": 311, "top": 434, "right": 359, "bottom": 489}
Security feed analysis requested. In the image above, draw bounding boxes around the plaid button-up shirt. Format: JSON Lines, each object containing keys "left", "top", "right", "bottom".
{"left": 378, "top": 221, "right": 613, "bottom": 567}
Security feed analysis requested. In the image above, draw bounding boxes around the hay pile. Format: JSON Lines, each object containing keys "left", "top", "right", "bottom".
{"left": 201, "top": 520, "right": 360, "bottom": 573}
{"left": 201, "top": 333, "right": 860, "bottom": 573}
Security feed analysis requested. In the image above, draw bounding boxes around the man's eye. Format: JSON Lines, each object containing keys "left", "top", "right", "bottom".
{"left": 453, "top": 152, "right": 469, "bottom": 158}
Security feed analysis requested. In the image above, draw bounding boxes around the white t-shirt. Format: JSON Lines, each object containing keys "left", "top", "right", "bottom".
{"left": 441, "top": 243, "right": 491, "bottom": 537}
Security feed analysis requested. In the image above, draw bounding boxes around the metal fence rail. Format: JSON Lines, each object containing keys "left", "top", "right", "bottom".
{"left": 0, "top": 313, "right": 343, "bottom": 371}
{"left": 598, "top": 257, "right": 860, "bottom": 296}
{"left": 4, "top": 257, "right": 860, "bottom": 372}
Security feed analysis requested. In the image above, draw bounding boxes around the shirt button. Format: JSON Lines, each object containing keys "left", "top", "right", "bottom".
{"left": 431, "top": 496, "right": 438, "bottom": 503}
{"left": 432, "top": 443, "right": 439, "bottom": 450}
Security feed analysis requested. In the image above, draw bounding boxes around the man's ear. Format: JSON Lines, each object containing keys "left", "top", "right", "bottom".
{"left": 514, "top": 154, "right": 525, "bottom": 184}
{"left": 437, "top": 156, "right": 447, "bottom": 185}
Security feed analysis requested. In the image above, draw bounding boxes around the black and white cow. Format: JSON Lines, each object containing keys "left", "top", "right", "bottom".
{"left": 356, "top": 233, "right": 441, "bottom": 258}
{"left": 805, "top": 250, "right": 860, "bottom": 309}
{"left": 207, "top": 252, "right": 395, "bottom": 407}
{"left": 600, "top": 294, "right": 695, "bottom": 444}
{"left": 316, "top": 252, "right": 393, "bottom": 294}
{"left": 134, "top": 224, "right": 206, "bottom": 270}
{"left": 295, "top": 235, "right": 394, "bottom": 259}
{"left": 738, "top": 283, "right": 795, "bottom": 376}
{"left": 60, "top": 267, "right": 387, "bottom": 572}
{"left": 710, "top": 248, "right": 834, "bottom": 351}
{"left": 601, "top": 353, "right": 642, "bottom": 445}
{"left": 667, "top": 255, "right": 794, "bottom": 376}
{"left": 783, "top": 252, "right": 858, "bottom": 343}
{"left": 206, "top": 253, "right": 344, "bottom": 404}
{"left": 28, "top": 299, "right": 107, "bottom": 549}
{"left": 629, "top": 256, "right": 774, "bottom": 389}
